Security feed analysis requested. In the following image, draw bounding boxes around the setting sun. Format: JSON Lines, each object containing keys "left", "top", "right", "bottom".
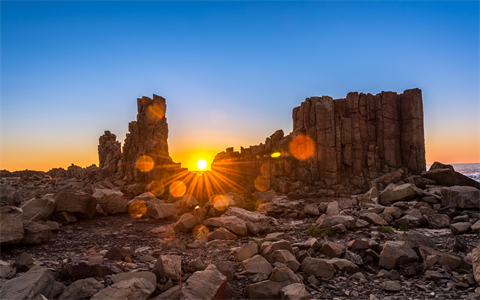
{"left": 197, "top": 159, "right": 208, "bottom": 170}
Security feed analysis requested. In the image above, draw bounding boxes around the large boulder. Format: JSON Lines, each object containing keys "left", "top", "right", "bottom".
{"left": 441, "top": 186, "right": 480, "bottom": 209}
{"left": 243, "top": 255, "right": 273, "bottom": 280}
{"left": 180, "top": 264, "right": 227, "bottom": 300}
{"left": 58, "top": 278, "right": 104, "bottom": 300}
{"left": 223, "top": 207, "right": 272, "bottom": 234}
{"left": 147, "top": 202, "right": 176, "bottom": 219}
{"left": 0, "top": 266, "right": 56, "bottom": 299}
{"left": 421, "top": 168, "right": 456, "bottom": 186}
{"left": 55, "top": 191, "right": 96, "bottom": 219}
{"left": 21, "top": 220, "right": 52, "bottom": 244}
{"left": 0, "top": 206, "right": 24, "bottom": 246}
{"left": 173, "top": 213, "right": 201, "bottom": 233}
{"left": 378, "top": 241, "right": 418, "bottom": 269}
{"left": 232, "top": 242, "right": 258, "bottom": 262}
{"left": 20, "top": 194, "right": 56, "bottom": 222}
{"left": 378, "top": 183, "right": 421, "bottom": 205}
{"left": 98, "top": 192, "right": 128, "bottom": 214}
{"left": 204, "top": 215, "right": 248, "bottom": 236}
{"left": 152, "top": 255, "right": 182, "bottom": 281}
{"left": 300, "top": 257, "right": 335, "bottom": 279}
{"left": 91, "top": 277, "right": 155, "bottom": 300}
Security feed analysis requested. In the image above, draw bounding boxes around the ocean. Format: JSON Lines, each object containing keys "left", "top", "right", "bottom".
{"left": 426, "top": 163, "right": 480, "bottom": 183}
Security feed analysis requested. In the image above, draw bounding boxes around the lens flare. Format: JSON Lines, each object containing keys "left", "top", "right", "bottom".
{"left": 128, "top": 200, "right": 147, "bottom": 218}
{"left": 147, "top": 103, "right": 166, "bottom": 121}
{"left": 147, "top": 180, "right": 165, "bottom": 197}
{"left": 254, "top": 175, "right": 270, "bottom": 191}
{"left": 213, "top": 195, "right": 230, "bottom": 211}
{"left": 136, "top": 155, "right": 154, "bottom": 172}
{"left": 170, "top": 181, "right": 186, "bottom": 197}
{"left": 289, "top": 134, "right": 315, "bottom": 160}
{"left": 162, "top": 226, "right": 175, "bottom": 243}
{"left": 260, "top": 162, "right": 273, "bottom": 178}
{"left": 192, "top": 224, "right": 209, "bottom": 242}
{"left": 271, "top": 152, "right": 281, "bottom": 158}
{"left": 197, "top": 159, "right": 208, "bottom": 170}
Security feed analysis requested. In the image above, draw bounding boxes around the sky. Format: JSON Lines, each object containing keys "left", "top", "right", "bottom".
{"left": 1, "top": 1, "right": 479, "bottom": 172}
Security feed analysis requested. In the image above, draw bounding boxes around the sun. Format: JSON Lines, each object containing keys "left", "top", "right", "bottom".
{"left": 196, "top": 159, "right": 208, "bottom": 170}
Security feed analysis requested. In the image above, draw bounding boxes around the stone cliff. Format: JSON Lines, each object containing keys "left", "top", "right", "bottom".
{"left": 211, "top": 88, "right": 426, "bottom": 195}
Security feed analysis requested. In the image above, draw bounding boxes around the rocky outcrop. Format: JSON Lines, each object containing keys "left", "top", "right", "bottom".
{"left": 97, "top": 131, "right": 123, "bottom": 181}
{"left": 48, "top": 164, "right": 98, "bottom": 180}
{"left": 211, "top": 88, "right": 426, "bottom": 194}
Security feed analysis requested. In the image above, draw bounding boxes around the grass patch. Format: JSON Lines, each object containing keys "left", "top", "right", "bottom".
{"left": 398, "top": 225, "right": 409, "bottom": 231}
{"left": 305, "top": 226, "right": 335, "bottom": 237}
{"left": 379, "top": 226, "right": 394, "bottom": 233}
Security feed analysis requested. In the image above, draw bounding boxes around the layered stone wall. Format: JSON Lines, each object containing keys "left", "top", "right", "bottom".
{"left": 211, "top": 88, "right": 426, "bottom": 194}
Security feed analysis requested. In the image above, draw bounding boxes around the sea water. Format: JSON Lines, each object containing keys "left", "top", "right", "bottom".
{"left": 426, "top": 163, "right": 480, "bottom": 183}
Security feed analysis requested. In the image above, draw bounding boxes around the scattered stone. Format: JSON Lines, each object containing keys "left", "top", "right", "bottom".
{"left": 207, "top": 227, "right": 237, "bottom": 241}
{"left": 13, "top": 252, "right": 35, "bottom": 272}
{"left": 450, "top": 222, "right": 471, "bottom": 235}
{"left": 327, "top": 258, "right": 359, "bottom": 274}
{"left": 214, "top": 261, "right": 234, "bottom": 281}
{"left": 0, "top": 206, "right": 24, "bottom": 246}
{"left": 91, "top": 277, "right": 155, "bottom": 300}
{"left": 147, "top": 203, "right": 176, "bottom": 219}
{"left": 20, "top": 194, "right": 55, "bottom": 222}
{"left": 104, "top": 246, "right": 132, "bottom": 261}
{"left": 204, "top": 215, "right": 248, "bottom": 236}
{"left": 58, "top": 277, "right": 104, "bottom": 300}
{"left": 378, "top": 241, "right": 418, "bottom": 270}
{"left": 471, "top": 246, "right": 480, "bottom": 284}
{"left": 270, "top": 265, "right": 302, "bottom": 287}
{"left": 180, "top": 264, "right": 227, "bottom": 300}
{"left": 98, "top": 192, "right": 128, "bottom": 214}
{"left": 301, "top": 257, "right": 334, "bottom": 279}
{"left": 152, "top": 255, "right": 182, "bottom": 281}
{"left": 378, "top": 183, "right": 421, "bottom": 205}
{"left": 20, "top": 220, "right": 52, "bottom": 244}
{"left": 111, "top": 271, "right": 157, "bottom": 286}
{"left": 279, "top": 283, "right": 310, "bottom": 300}
{"left": 360, "top": 212, "right": 388, "bottom": 226}
{"left": 0, "top": 266, "right": 55, "bottom": 299}
{"left": 319, "top": 215, "right": 355, "bottom": 230}
{"left": 233, "top": 242, "right": 258, "bottom": 262}
{"left": 320, "top": 241, "right": 346, "bottom": 258}
{"left": 246, "top": 280, "right": 283, "bottom": 299}
{"left": 224, "top": 207, "right": 272, "bottom": 234}
{"left": 303, "top": 204, "right": 319, "bottom": 216}
{"left": 381, "top": 281, "right": 402, "bottom": 292}
{"left": 173, "top": 213, "right": 201, "bottom": 233}
{"left": 271, "top": 250, "right": 301, "bottom": 272}
{"left": 243, "top": 255, "right": 273, "bottom": 280}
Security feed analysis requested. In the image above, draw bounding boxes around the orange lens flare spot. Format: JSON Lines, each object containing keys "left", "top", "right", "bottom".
{"left": 170, "top": 181, "right": 186, "bottom": 197}
{"left": 136, "top": 155, "right": 154, "bottom": 172}
{"left": 289, "top": 134, "right": 315, "bottom": 160}
{"left": 197, "top": 159, "right": 208, "bottom": 170}
{"left": 128, "top": 200, "right": 147, "bottom": 219}
{"left": 254, "top": 176, "right": 270, "bottom": 191}
{"left": 213, "top": 195, "right": 230, "bottom": 211}
{"left": 192, "top": 224, "right": 209, "bottom": 242}
{"left": 147, "top": 103, "right": 166, "bottom": 121}
{"left": 162, "top": 226, "right": 175, "bottom": 243}
{"left": 271, "top": 152, "right": 281, "bottom": 158}
{"left": 147, "top": 180, "right": 165, "bottom": 197}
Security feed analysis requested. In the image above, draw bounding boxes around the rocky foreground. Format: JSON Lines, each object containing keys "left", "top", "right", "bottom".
{"left": 1, "top": 162, "right": 480, "bottom": 300}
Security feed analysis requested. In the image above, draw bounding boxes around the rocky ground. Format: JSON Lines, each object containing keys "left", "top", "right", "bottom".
{"left": 1, "top": 163, "right": 480, "bottom": 300}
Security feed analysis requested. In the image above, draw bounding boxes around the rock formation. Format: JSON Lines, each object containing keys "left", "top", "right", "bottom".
{"left": 212, "top": 88, "right": 426, "bottom": 194}
{"left": 97, "top": 95, "right": 183, "bottom": 182}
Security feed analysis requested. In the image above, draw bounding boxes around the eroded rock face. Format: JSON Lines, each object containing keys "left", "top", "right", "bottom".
{"left": 211, "top": 88, "right": 426, "bottom": 194}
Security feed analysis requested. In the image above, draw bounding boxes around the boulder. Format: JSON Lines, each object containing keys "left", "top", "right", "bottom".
{"left": 279, "top": 283, "right": 310, "bottom": 300}
{"left": 263, "top": 240, "right": 294, "bottom": 257}
{"left": 270, "top": 265, "right": 302, "bottom": 287}
{"left": 378, "top": 183, "right": 421, "bottom": 205}
{"left": 21, "top": 220, "right": 52, "bottom": 244}
{"left": 378, "top": 241, "right": 418, "bottom": 269}
{"left": 271, "top": 250, "right": 301, "bottom": 272}
{"left": 360, "top": 212, "right": 388, "bottom": 226}
{"left": 91, "top": 277, "right": 155, "bottom": 300}
{"left": 302, "top": 203, "right": 319, "bottom": 216}
{"left": 98, "top": 192, "right": 128, "bottom": 214}
{"left": 450, "top": 222, "right": 471, "bottom": 235}
{"left": 243, "top": 255, "right": 273, "bottom": 280}
{"left": 472, "top": 246, "right": 480, "bottom": 285}
{"left": 204, "top": 216, "right": 248, "bottom": 236}
{"left": 52, "top": 211, "right": 77, "bottom": 224}
{"left": 62, "top": 257, "right": 114, "bottom": 281}
{"left": 300, "top": 257, "right": 335, "bottom": 279}
{"left": 319, "top": 241, "right": 346, "bottom": 258}
{"left": 20, "top": 194, "right": 55, "bottom": 222}
{"left": 246, "top": 280, "right": 283, "bottom": 299}
{"left": 224, "top": 207, "right": 272, "bottom": 234}
{"left": 55, "top": 191, "right": 96, "bottom": 219}
{"left": 58, "top": 278, "right": 104, "bottom": 300}
{"left": 395, "top": 215, "right": 420, "bottom": 228}
{"left": 357, "top": 187, "right": 379, "bottom": 205}
{"left": 0, "top": 206, "right": 24, "bottom": 246}
{"left": 146, "top": 202, "right": 176, "bottom": 219}
{"left": 104, "top": 246, "right": 133, "bottom": 261}
{"left": 327, "top": 258, "right": 359, "bottom": 274}
{"left": 214, "top": 261, "right": 234, "bottom": 281}
{"left": 422, "top": 213, "right": 450, "bottom": 229}
{"left": 152, "top": 255, "right": 182, "bottom": 281}
{"left": 112, "top": 271, "right": 156, "bottom": 286}
{"left": 152, "top": 285, "right": 182, "bottom": 300}
{"left": 419, "top": 246, "right": 463, "bottom": 270}
{"left": 233, "top": 242, "right": 258, "bottom": 262}
{"left": 318, "top": 215, "right": 355, "bottom": 230}
{"left": 180, "top": 264, "right": 227, "bottom": 300}
{"left": 422, "top": 168, "right": 456, "bottom": 186}
{"left": 441, "top": 186, "right": 480, "bottom": 209}
{"left": 173, "top": 213, "right": 201, "bottom": 233}
{"left": 13, "top": 252, "right": 36, "bottom": 272}
{"left": 207, "top": 227, "right": 237, "bottom": 241}
{"left": 325, "top": 201, "right": 340, "bottom": 217}
{"left": 0, "top": 266, "right": 55, "bottom": 299}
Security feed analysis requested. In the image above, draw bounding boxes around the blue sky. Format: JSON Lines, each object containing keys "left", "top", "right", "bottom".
{"left": 1, "top": 1, "right": 479, "bottom": 171}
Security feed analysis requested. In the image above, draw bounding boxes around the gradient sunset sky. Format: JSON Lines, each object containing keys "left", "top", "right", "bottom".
{"left": 1, "top": 1, "right": 479, "bottom": 172}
